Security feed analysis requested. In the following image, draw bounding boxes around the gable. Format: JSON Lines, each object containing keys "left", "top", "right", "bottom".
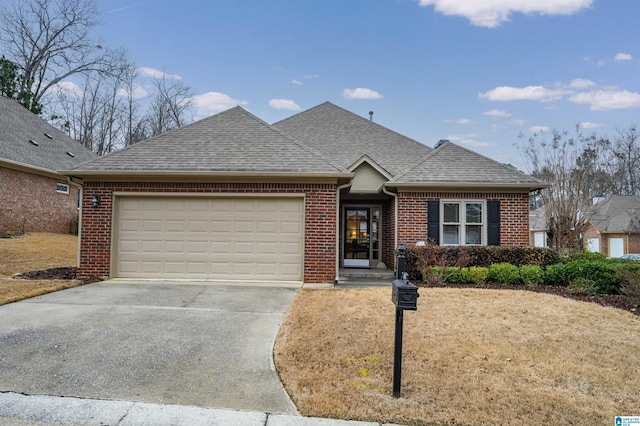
{"left": 350, "top": 162, "right": 388, "bottom": 193}
{"left": 273, "top": 102, "right": 431, "bottom": 178}
{"left": 588, "top": 195, "right": 640, "bottom": 233}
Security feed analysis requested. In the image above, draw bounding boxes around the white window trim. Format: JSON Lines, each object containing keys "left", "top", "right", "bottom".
{"left": 56, "top": 183, "right": 70, "bottom": 194}
{"left": 440, "top": 199, "right": 487, "bottom": 246}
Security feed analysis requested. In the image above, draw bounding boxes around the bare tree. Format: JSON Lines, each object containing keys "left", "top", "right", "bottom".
{"left": 520, "top": 126, "right": 608, "bottom": 251}
{"left": 609, "top": 125, "right": 640, "bottom": 196}
{"left": 145, "top": 74, "right": 193, "bottom": 137}
{"left": 0, "top": 0, "right": 116, "bottom": 113}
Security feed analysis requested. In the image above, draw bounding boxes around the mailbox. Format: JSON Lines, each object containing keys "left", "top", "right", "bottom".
{"left": 391, "top": 277, "right": 419, "bottom": 311}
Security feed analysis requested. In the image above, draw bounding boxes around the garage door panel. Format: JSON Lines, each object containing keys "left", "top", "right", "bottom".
{"left": 114, "top": 196, "right": 303, "bottom": 281}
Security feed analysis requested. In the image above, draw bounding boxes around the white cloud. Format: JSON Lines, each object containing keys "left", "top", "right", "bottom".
{"left": 569, "top": 89, "right": 640, "bottom": 110}
{"left": 268, "top": 99, "right": 300, "bottom": 110}
{"left": 480, "top": 85, "right": 566, "bottom": 102}
{"left": 446, "top": 118, "right": 472, "bottom": 124}
{"left": 138, "top": 67, "right": 182, "bottom": 80}
{"left": 116, "top": 84, "right": 148, "bottom": 99}
{"left": 342, "top": 87, "right": 384, "bottom": 100}
{"left": 292, "top": 79, "right": 302, "bottom": 85}
{"left": 512, "top": 118, "right": 526, "bottom": 126}
{"left": 447, "top": 133, "right": 495, "bottom": 147}
{"left": 529, "top": 125, "right": 550, "bottom": 133}
{"left": 190, "top": 92, "right": 248, "bottom": 119}
{"left": 483, "top": 109, "right": 512, "bottom": 118}
{"left": 52, "top": 80, "right": 84, "bottom": 98}
{"left": 614, "top": 53, "right": 632, "bottom": 61}
{"left": 417, "top": 0, "right": 592, "bottom": 28}
{"left": 579, "top": 121, "right": 603, "bottom": 129}
{"left": 568, "top": 78, "right": 595, "bottom": 89}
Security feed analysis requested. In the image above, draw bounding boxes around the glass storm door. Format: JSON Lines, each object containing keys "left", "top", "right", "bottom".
{"left": 344, "top": 208, "right": 370, "bottom": 267}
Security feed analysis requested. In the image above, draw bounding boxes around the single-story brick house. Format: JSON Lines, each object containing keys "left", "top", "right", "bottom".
{"left": 0, "top": 96, "right": 97, "bottom": 234}
{"left": 583, "top": 195, "right": 640, "bottom": 257}
{"left": 61, "top": 102, "right": 546, "bottom": 283}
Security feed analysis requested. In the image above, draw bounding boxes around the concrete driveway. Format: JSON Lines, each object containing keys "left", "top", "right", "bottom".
{"left": 0, "top": 281, "right": 299, "bottom": 414}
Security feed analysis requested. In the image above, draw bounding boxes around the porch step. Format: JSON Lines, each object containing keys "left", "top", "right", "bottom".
{"left": 337, "top": 268, "right": 396, "bottom": 288}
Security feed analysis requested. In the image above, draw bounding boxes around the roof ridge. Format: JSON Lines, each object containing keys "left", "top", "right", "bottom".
{"left": 274, "top": 101, "right": 432, "bottom": 153}
{"left": 234, "top": 106, "right": 346, "bottom": 173}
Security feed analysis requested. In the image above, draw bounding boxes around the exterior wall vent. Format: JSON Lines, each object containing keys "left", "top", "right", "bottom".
{"left": 29, "top": 139, "right": 39, "bottom": 146}
{"left": 66, "top": 151, "right": 75, "bottom": 157}
{"left": 44, "top": 133, "right": 53, "bottom": 139}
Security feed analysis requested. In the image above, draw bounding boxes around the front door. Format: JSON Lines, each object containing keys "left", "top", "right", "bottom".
{"left": 343, "top": 206, "right": 382, "bottom": 268}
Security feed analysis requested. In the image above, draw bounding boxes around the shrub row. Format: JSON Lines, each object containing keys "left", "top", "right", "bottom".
{"left": 421, "top": 259, "right": 624, "bottom": 295}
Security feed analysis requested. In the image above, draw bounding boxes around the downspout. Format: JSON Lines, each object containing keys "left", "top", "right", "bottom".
{"left": 335, "top": 181, "right": 353, "bottom": 284}
{"left": 382, "top": 184, "right": 398, "bottom": 270}
{"left": 67, "top": 177, "right": 83, "bottom": 268}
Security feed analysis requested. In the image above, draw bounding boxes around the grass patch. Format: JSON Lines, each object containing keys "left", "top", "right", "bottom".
{"left": 0, "top": 233, "right": 81, "bottom": 305}
{"left": 274, "top": 287, "right": 640, "bottom": 425}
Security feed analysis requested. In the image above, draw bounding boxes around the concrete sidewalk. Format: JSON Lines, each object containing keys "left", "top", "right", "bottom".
{"left": 0, "top": 392, "right": 401, "bottom": 425}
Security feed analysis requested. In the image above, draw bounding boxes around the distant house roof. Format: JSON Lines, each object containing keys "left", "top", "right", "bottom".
{"left": 587, "top": 195, "right": 640, "bottom": 233}
{"left": 389, "top": 141, "right": 547, "bottom": 190}
{"left": 273, "top": 102, "right": 431, "bottom": 177}
{"left": 0, "top": 96, "right": 97, "bottom": 176}
{"left": 63, "top": 106, "right": 348, "bottom": 178}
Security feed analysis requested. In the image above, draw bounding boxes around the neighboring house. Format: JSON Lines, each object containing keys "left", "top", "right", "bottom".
{"left": 583, "top": 195, "right": 640, "bottom": 257}
{"left": 61, "top": 102, "right": 546, "bottom": 283}
{"left": 0, "top": 96, "right": 97, "bottom": 234}
{"left": 529, "top": 207, "right": 549, "bottom": 247}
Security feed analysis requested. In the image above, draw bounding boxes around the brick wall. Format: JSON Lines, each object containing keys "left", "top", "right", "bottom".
{"left": 79, "top": 181, "right": 337, "bottom": 283}
{"left": 0, "top": 166, "right": 78, "bottom": 234}
{"left": 397, "top": 191, "right": 530, "bottom": 247}
{"left": 583, "top": 222, "right": 640, "bottom": 256}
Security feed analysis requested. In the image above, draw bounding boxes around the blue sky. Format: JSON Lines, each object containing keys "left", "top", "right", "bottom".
{"left": 93, "top": 0, "right": 640, "bottom": 169}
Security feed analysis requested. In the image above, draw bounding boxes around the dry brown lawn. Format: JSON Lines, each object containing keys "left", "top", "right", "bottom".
{"left": 0, "top": 233, "right": 82, "bottom": 305}
{"left": 275, "top": 287, "right": 640, "bottom": 425}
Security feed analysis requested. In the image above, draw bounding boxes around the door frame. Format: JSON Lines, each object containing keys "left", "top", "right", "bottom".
{"left": 342, "top": 204, "right": 382, "bottom": 268}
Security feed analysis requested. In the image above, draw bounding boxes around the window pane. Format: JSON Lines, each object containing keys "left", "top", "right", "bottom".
{"left": 466, "top": 225, "right": 482, "bottom": 245}
{"left": 443, "top": 225, "right": 459, "bottom": 244}
{"left": 466, "top": 203, "right": 482, "bottom": 224}
{"left": 443, "top": 203, "right": 459, "bottom": 223}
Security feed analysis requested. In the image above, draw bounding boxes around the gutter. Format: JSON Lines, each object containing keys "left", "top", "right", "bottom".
{"left": 335, "top": 181, "right": 353, "bottom": 285}
{"left": 66, "top": 177, "right": 83, "bottom": 268}
{"left": 382, "top": 185, "right": 399, "bottom": 271}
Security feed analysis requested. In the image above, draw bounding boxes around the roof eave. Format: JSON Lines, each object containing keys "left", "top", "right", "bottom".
{"left": 385, "top": 181, "right": 550, "bottom": 191}
{"left": 1, "top": 158, "right": 60, "bottom": 179}
{"left": 58, "top": 169, "right": 354, "bottom": 182}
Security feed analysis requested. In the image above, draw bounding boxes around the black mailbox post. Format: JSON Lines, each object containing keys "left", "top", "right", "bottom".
{"left": 391, "top": 268, "right": 419, "bottom": 397}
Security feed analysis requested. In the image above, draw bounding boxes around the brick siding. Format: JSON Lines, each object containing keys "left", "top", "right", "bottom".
{"left": 79, "top": 181, "right": 337, "bottom": 283}
{"left": 0, "top": 166, "right": 78, "bottom": 234}
{"left": 397, "top": 191, "right": 530, "bottom": 247}
{"left": 583, "top": 222, "right": 640, "bottom": 256}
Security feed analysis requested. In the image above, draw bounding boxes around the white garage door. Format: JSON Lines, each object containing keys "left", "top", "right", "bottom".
{"left": 113, "top": 196, "right": 304, "bottom": 281}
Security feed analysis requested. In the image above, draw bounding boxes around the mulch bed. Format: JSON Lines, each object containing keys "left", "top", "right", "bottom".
{"left": 13, "top": 267, "right": 102, "bottom": 284}
{"left": 415, "top": 281, "right": 639, "bottom": 315}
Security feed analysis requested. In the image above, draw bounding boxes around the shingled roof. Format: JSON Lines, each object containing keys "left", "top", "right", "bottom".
{"left": 273, "top": 102, "right": 431, "bottom": 177}
{"left": 390, "top": 140, "right": 547, "bottom": 190}
{"left": 587, "top": 195, "right": 640, "bottom": 233}
{"left": 64, "top": 106, "right": 347, "bottom": 177}
{"left": 0, "top": 96, "right": 97, "bottom": 175}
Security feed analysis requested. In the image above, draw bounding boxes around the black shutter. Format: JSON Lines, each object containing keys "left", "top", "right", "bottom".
{"left": 487, "top": 200, "right": 500, "bottom": 246}
{"left": 427, "top": 200, "right": 440, "bottom": 245}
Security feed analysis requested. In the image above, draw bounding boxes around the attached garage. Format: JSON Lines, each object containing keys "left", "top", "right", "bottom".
{"left": 112, "top": 195, "right": 304, "bottom": 281}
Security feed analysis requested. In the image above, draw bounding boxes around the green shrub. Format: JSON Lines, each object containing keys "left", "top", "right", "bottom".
{"left": 564, "top": 259, "right": 620, "bottom": 294}
{"left": 487, "top": 262, "right": 520, "bottom": 284}
{"left": 611, "top": 260, "right": 640, "bottom": 304}
{"left": 447, "top": 267, "right": 473, "bottom": 284}
{"left": 519, "top": 265, "right": 544, "bottom": 286}
{"left": 422, "top": 266, "right": 443, "bottom": 285}
{"left": 469, "top": 266, "right": 488, "bottom": 284}
{"left": 545, "top": 263, "right": 569, "bottom": 286}
{"left": 568, "top": 250, "right": 606, "bottom": 262}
